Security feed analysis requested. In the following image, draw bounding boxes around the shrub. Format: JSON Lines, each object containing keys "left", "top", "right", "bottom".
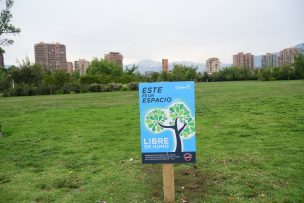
{"left": 55, "top": 90, "right": 64, "bottom": 94}
{"left": 88, "top": 83, "right": 100, "bottom": 92}
{"left": 2, "top": 90, "right": 10, "bottom": 97}
{"left": 23, "top": 85, "right": 36, "bottom": 96}
{"left": 80, "top": 85, "right": 88, "bottom": 93}
{"left": 69, "top": 84, "right": 80, "bottom": 93}
{"left": 108, "top": 83, "right": 123, "bottom": 91}
{"left": 62, "top": 85, "right": 70, "bottom": 94}
{"left": 99, "top": 84, "right": 109, "bottom": 92}
{"left": 62, "top": 83, "right": 81, "bottom": 94}
{"left": 12, "top": 86, "right": 26, "bottom": 96}
{"left": 36, "top": 86, "right": 51, "bottom": 95}
{"left": 128, "top": 82, "right": 138, "bottom": 91}
{"left": 121, "top": 85, "right": 128, "bottom": 91}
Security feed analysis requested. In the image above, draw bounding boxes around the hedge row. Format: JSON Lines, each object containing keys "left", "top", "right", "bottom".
{"left": 2, "top": 82, "right": 138, "bottom": 97}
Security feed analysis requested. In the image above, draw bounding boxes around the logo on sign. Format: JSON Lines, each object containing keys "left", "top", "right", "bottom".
{"left": 183, "top": 153, "right": 192, "bottom": 161}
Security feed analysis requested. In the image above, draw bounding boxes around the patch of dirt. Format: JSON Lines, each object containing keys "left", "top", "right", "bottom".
{"left": 141, "top": 165, "right": 224, "bottom": 202}
{"left": 175, "top": 167, "right": 214, "bottom": 201}
{"left": 141, "top": 165, "right": 163, "bottom": 202}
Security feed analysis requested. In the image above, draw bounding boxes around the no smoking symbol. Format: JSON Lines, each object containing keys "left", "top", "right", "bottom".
{"left": 183, "top": 153, "right": 192, "bottom": 161}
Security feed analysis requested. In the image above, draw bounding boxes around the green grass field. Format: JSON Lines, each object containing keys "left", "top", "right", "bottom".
{"left": 0, "top": 80, "right": 303, "bottom": 202}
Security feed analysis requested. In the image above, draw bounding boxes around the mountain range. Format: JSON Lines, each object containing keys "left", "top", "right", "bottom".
{"left": 126, "top": 60, "right": 232, "bottom": 74}
{"left": 127, "top": 43, "right": 304, "bottom": 73}
{"left": 126, "top": 60, "right": 205, "bottom": 74}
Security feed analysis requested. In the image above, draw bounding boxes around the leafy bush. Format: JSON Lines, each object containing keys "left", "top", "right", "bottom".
{"left": 88, "top": 83, "right": 100, "bottom": 92}
{"left": 99, "top": 84, "right": 109, "bottom": 92}
{"left": 2, "top": 90, "right": 10, "bottom": 97}
{"left": 36, "top": 86, "right": 51, "bottom": 95}
{"left": 12, "top": 86, "right": 26, "bottom": 96}
{"left": 23, "top": 85, "right": 36, "bottom": 96}
{"left": 128, "top": 82, "right": 138, "bottom": 90}
{"left": 55, "top": 90, "right": 64, "bottom": 95}
{"left": 80, "top": 85, "right": 88, "bottom": 93}
{"left": 121, "top": 85, "right": 128, "bottom": 91}
{"left": 69, "top": 84, "right": 80, "bottom": 93}
{"left": 62, "top": 84, "right": 80, "bottom": 94}
{"left": 108, "top": 83, "right": 123, "bottom": 91}
{"left": 62, "top": 85, "right": 71, "bottom": 94}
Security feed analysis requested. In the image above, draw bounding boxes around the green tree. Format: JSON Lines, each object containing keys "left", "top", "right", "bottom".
{"left": 80, "top": 74, "right": 98, "bottom": 85}
{"left": 202, "top": 71, "right": 211, "bottom": 82}
{"left": 6, "top": 58, "right": 44, "bottom": 86}
{"left": 125, "top": 64, "right": 138, "bottom": 75}
{"left": 157, "top": 71, "right": 169, "bottom": 81}
{"left": 87, "top": 58, "right": 123, "bottom": 76}
{"left": 258, "top": 67, "right": 275, "bottom": 81}
{"left": 0, "top": 0, "right": 21, "bottom": 66}
{"left": 145, "top": 102, "right": 195, "bottom": 153}
{"left": 0, "top": 65, "right": 9, "bottom": 91}
{"left": 70, "top": 71, "right": 80, "bottom": 82}
{"left": 293, "top": 53, "right": 304, "bottom": 79}
{"left": 44, "top": 69, "right": 70, "bottom": 94}
{"left": 171, "top": 64, "right": 198, "bottom": 81}
{"left": 149, "top": 72, "right": 160, "bottom": 82}
{"left": 281, "top": 65, "right": 295, "bottom": 80}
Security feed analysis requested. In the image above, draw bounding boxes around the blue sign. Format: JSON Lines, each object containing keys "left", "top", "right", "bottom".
{"left": 139, "top": 81, "right": 196, "bottom": 164}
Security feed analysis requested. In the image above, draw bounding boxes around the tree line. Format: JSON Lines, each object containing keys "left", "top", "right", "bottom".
{"left": 0, "top": 58, "right": 202, "bottom": 96}
{"left": 0, "top": 53, "right": 303, "bottom": 97}
{"left": 203, "top": 54, "right": 304, "bottom": 82}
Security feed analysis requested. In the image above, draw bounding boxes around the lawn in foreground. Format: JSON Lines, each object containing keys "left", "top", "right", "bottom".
{"left": 0, "top": 80, "right": 303, "bottom": 202}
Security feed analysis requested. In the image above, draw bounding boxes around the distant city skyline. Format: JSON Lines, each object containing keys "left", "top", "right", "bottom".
{"left": 2, "top": 0, "right": 304, "bottom": 66}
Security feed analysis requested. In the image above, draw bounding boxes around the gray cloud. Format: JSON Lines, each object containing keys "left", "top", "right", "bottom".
{"left": 3, "top": 0, "right": 304, "bottom": 65}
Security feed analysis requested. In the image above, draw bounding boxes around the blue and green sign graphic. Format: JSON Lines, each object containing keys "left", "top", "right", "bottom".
{"left": 139, "top": 81, "right": 196, "bottom": 164}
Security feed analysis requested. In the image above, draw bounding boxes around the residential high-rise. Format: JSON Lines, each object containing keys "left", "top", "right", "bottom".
{"left": 104, "top": 52, "right": 123, "bottom": 68}
{"left": 261, "top": 53, "right": 278, "bottom": 68}
{"left": 162, "top": 59, "right": 169, "bottom": 73}
{"left": 34, "top": 42, "right": 67, "bottom": 70}
{"left": 74, "top": 59, "right": 90, "bottom": 75}
{"left": 233, "top": 52, "right": 254, "bottom": 69}
{"left": 66, "top": 62, "right": 73, "bottom": 73}
{"left": 206, "top": 57, "right": 220, "bottom": 74}
{"left": 278, "top": 48, "right": 299, "bottom": 66}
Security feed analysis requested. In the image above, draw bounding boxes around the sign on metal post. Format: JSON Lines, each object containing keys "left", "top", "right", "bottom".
{"left": 139, "top": 81, "right": 196, "bottom": 163}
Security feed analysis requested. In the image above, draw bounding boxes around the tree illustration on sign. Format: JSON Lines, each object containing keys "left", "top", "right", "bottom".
{"left": 145, "top": 102, "right": 195, "bottom": 153}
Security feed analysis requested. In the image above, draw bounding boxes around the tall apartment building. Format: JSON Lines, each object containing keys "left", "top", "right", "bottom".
{"left": 233, "top": 52, "right": 255, "bottom": 69}
{"left": 278, "top": 48, "right": 299, "bottom": 66}
{"left": 74, "top": 59, "right": 90, "bottom": 75}
{"left": 261, "top": 53, "right": 278, "bottom": 68}
{"left": 104, "top": 52, "right": 123, "bottom": 68}
{"left": 66, "top": 62, "right": 73, "bottom": 73}
{"left": 34, "top": 42, "right": 67, "bottom": 70}
{"left": 162, "top": 59, "right": 169, "bottom": 73}
{"left": 206, "top": 57, "right": 220, "bottom": 74}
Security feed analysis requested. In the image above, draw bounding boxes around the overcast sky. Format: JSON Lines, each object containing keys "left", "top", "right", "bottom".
{"left": 2, "top": 0, "right": 304, "bottom": 65}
